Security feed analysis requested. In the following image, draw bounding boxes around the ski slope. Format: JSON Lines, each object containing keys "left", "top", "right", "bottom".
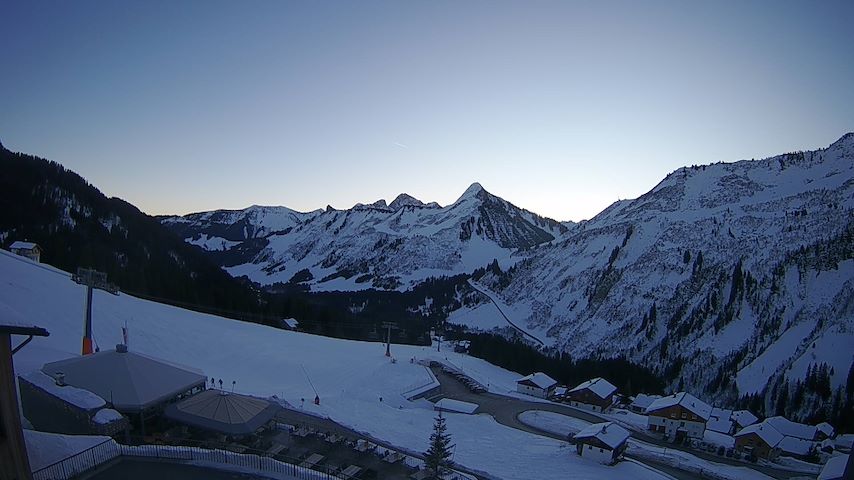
{"left": 2, "top": 249, "right": 669, "bottom": 480}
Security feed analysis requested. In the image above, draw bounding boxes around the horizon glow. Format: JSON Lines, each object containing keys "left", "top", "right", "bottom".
{"left": 2, "top": 1, "right": 853, "bottom": 221}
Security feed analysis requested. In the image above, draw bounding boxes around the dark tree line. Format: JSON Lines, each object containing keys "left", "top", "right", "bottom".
{"left": 0, "top": 143, "right": 441, "bottom": 344}
{"left": 456, "top": 331, "right": 665, "bottom": 396}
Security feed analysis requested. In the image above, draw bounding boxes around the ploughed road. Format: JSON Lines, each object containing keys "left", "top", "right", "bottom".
{"left": 430, "top": 366, "right": 814, "bottom": 480}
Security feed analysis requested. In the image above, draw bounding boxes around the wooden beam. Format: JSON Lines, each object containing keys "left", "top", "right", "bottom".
{"left": 0, "top": 333, "right": 34, "bottom": 480}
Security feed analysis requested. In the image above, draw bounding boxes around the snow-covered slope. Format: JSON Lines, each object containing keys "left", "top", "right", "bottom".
{"left": 2, "top": 248, "right": 670, "bottom": 480}
{"left": 161, "top": 183, "right": 568, "bottom": 291}
{"left": 481, "top": 133, "right": 854, "bottom": 407}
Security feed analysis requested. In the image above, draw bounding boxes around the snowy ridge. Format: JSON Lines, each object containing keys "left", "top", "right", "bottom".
{"left": 162, "top": 183, "right": 568, "bottom": 291}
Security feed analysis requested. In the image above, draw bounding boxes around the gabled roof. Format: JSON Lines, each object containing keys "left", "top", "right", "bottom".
{"left": 568, "top": 377, "right": 617, "bottom": 399}
{"left": 574, "top": 422, "right": 630, "bottom": 449}
{"left": 646, "top": 392, "right": 712, "bottom": 420}
{"left": 735, "top": 422, "right": 784, "bottom": 447}
{"left": 732, "top": 410, "right": 758, "bottom": 428}
{"left": 164, "top": 389, "right": 280, "bottom": 435}
{"left": 765, "top": 416, "right": 817, "bottom": 440}
{"left": 42, "top": 347, "right": 207, "bottom": 412}
{"left": 517, "top": 372, "right": 557, "bottom": 390}
{"left": 10, "top": 241, "right": 39, "bottom": 250}
{"left": 707, "top": 407, "right": 734, "bottom": 434}
{"left": 817, "top": 422, "right": 835, "bottom": 437}
{"left": 282, "top": 318, "right": 299, "bottom": 329}
{"left": 629, "top": 394, "right": 661, "bottom": 409}
{"left": 818, "top": 454, "right": 849, "bottom": 480}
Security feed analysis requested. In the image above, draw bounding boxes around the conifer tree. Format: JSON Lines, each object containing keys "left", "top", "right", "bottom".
{"left": 425, "top": 412, "right": 453, "bottom": 479}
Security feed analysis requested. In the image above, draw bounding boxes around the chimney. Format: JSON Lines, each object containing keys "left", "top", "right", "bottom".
{"left": 55, "top": 372, "right": 66, "bottom": 386}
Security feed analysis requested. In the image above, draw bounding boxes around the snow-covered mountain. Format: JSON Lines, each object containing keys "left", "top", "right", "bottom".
{"left": 161, "top": 183, "right": 569, "bottom": 291}
{"left": 473, "top": 133, "right": 854, "bottom": 410}
{"left": 164, "top": 133, "right": 854, "bottom": 415}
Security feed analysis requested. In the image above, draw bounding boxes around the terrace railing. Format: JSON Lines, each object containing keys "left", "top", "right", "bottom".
{"left": 31, "top": 438, "right": 119, "bottom": 480}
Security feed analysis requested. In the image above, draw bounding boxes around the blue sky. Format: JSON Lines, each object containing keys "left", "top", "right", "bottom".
{"left": 2, "top": 1, "right": 852, "bottom": 221}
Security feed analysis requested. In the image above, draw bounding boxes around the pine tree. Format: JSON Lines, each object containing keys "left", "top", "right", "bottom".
{"left": 425, "top": 412, "right": 454, "bottom": 479}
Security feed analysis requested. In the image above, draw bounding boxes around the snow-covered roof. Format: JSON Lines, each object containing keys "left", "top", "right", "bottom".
{"left": 817, "top": 422, "right": 835, "bottom": 437}
{"left": 818, "top": 454, "right": 849, "bottom": 480}
{"left": 434, "top": 398, "right": 479, "bottom": 414}
{"left": 517, "top": 372, "right": 557, "bottom": 390}
{"left": 732, "top": 410, "right": 758, "bottom": 428}
{"left": 706, "top": 407, "right": 734, "bottom": 434}
{"left": 734, "top": 422, "right": 784, "bottom": 447}
{"left": 765, "top": 416, "right": 817, "bottom": 440}
{"left": 645, "top": 392, "right": 712, "bottom": 420}
{"left": 10, "top": 241, "right": 38, "bottom": 250}
{"left": 93, "top": 408, "right": 124, "bottom": 425}
{"left": 573, "top": 422, "right": 630, "bottom": 449}
{"left": 42, "top": 347, "right": 207, "bottom": 412}
{"left": 164, "top": 389, "right": 280, "bottom": 435}
{"left": 629, "top": 393, "right": 661, "bottom": 409}
{"left": 282, "top": 318, "right": 299, "bottom": 328}
{"left": 21, "top": 370, "right": 106, "bottom": 411}
{"left": 568, "top": 377, "right": 617, "bottom": 399}
{"left": 835, "top": 434, "right": 854, "bottom": 450}
{"left": 778, "top": 436, "right": 814, "bottom": 456}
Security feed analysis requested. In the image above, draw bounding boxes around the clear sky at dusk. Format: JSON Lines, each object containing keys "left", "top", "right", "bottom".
{"left": 2, "top": 1, "right": 852, "bottom": 221}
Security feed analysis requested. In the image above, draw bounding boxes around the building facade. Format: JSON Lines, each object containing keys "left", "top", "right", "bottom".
{"left": 646, "top": 392, "right": 711, "bottom": 441}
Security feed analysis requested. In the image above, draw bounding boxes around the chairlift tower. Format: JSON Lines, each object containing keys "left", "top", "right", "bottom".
{"left": 72, "top": 267, "right": 119, "bottom": 355}
{"left": 382, "top": 321, "right": 398, "bottom": 357}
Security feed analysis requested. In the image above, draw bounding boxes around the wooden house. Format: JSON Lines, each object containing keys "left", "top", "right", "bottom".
{"left": 566, "top": 377, "right": 617, "bottom": 412}
{"left": 734, "top": 422, "right": 784, "bottom": 460}
{"left": 646, "top": 392, "right": 712, "bottom": 441}
{"left": 572, "top": 422, "right": 630, "bottom": 465}
{"left": 9, "top": 241, "right": 42, "bottom": 263}
{"left": 516, "top": 372, "right": 557, "bottom": 398}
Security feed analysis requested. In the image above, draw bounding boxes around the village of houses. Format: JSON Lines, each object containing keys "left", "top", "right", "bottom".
{"left": 509, "top": 370, "right": 849, "bottom": 478}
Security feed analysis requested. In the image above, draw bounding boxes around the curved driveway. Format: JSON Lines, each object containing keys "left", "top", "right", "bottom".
{"left": 431, "top": 367, "right": 812, "bottom": 480}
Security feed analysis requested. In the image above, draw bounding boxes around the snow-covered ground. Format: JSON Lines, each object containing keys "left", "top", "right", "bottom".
{"left": 3, "top": 250, "right": 671, "bottom": 480}
{"left": 599, "top": 409, "right": 651, "bottom": 431}
{"left": 518, "top": 410, "right": 591, "bottom": 437}
{"left": 25, "top": 430, "right": 112, "bottom": 471}
{"left": 626, "top": 440, "right": 774, "bottom": 480}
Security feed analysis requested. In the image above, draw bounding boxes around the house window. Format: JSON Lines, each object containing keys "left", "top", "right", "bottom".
{"left": 599, "top": 448, "right": 604, "bottom": 453}
{"left": 681, "top": 413, "right": 686, "bottom": 419}
{"left": 588, "top": 445, "right": 592, "bottom": 450}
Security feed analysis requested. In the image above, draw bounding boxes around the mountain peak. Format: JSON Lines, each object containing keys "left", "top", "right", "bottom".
{"left": 830, "top": 132, "right": 854, "bottom": 149}
{"left": 457, "top": 182, "right": 487, "bottom": 202}
{"left": 389, "top": 193, "right": 425, "bottom": 210}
